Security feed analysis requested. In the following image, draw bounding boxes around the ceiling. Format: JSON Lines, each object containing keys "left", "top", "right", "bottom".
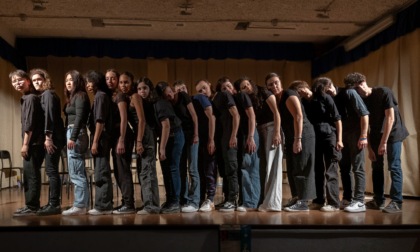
{"left": 0, "top": 0, "right": 416, "bottom": 48}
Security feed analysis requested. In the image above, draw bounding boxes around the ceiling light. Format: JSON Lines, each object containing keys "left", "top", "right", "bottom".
{"left": 344, "top": 15, "right": 394, "bottom": 51}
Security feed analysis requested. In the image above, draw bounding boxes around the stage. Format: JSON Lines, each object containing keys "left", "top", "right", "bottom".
{"left": 1, "top": 184, "right": 419, "bottom": 251}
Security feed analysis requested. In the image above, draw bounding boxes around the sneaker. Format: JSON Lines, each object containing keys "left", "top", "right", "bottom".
{"left": 340, "top": 199, "right": 351, "bottom": 210}
{"left": 365, "top": 200, "right": 385, "bottom": 210}
{"left": 37, "top": 204, "right": 62, "bottom": 216}
{"left": 236, "top": 206, "right": 247, "bottom": 212}
{"left": 181, "top": 205, "right": 198, "bottom": 213}
{"left": 382, "top": 201, "right": 402, "bottom": 214}
{"left": 113, "top": 204, "right": 124, "bottom": 211}
{"left": 284, "top": 200, "right": 309, "bottom": 212}
{"left": 344, "top": 201, "right": 366, "bottom": 213}
{"left": 137, "top": 209, "right": 151, "bottom": 215}
{"left": 199, "top": 199, "right": 215, "bottom": 212}
{"left": 88, "top": 208, "right": 113, "bottom": 215}
{"left": 160, "top": 203, "right": 180, "bottom": 214}
{"left": 215, "top": 201, "right": 226, "bottom": 209}
{"left": 219, "top": 201, "right": 236, "bottom": 212}
{"left": 309, "top": 202, "right": 324, "bottom": 210}
{"left": 13, "top": 206, "right": 38, "bottom": 217}
{"left": 62, "top": 206, "right": 87, "bottom": 216}
{"left": 282, "top": 197, "right": 298, "bottom": 209}
{"left": 320, "top": 205, "right": 340, "bottom": 212}
{"left": 112, "top": 205, "right": 135, "bottom": 215}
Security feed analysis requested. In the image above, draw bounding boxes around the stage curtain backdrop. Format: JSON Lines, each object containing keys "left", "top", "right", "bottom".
{"left": 323, "top": 29, "right": 420, "bottom": 197}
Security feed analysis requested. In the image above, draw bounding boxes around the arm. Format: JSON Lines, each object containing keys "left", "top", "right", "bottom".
{"left": 228, "top": 106, "right": 240, "bottom": 148}
{"left": 335, "top": 120, "right": 343, "bottom": 151}
{"left": 244, "top": 106, "right": 256, "bottom": 153}
{"left": 266, "top": 95, "right": 281, "bottom": 146}
{"left": 21, "top": 131, "right": 32, "bottom": 159}
{"left": 204, "top": 107, "right": 216, "bottom": 155}
{"left": 358, "top": 115, "right": 369, "bottom": 150}
{"left": 159, "top": 119, "right": 170, "bottom": 160}
{"left": 378, "top": 107, "right": 394, "bottom": 155}
{"left": 91, "top": 122, "right": 104, "bottom": 156}
{"left": 286, "top": 96, "right": 303, "bottom": 154}
{"left": 117, "top": 101, "right": 128, "bottom": 155}
{"left": 186, "top": 102, "right": 199, "bottom": 144}
{"left": 43, "top": 91, "right": 57, "bottom": 154}
{"left": 132, "top": 94, "right": 146, "bottom": 155}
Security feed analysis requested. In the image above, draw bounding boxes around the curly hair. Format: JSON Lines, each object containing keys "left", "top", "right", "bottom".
{"left": 29, "top": 68, "right": 54, "bottom": 90}
{"left": 343, "top": 72, "right": 366, "bottom": 87}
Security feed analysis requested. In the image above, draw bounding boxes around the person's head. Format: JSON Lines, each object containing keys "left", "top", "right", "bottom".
{"left": 237, "top": 76, "right": 256, "bottom": 95}
{"left": 64, "top": 70, "right": 86, "bottom": 101}
{"left": 265, "top": 72, "right": 283, "bottom": 95}
{"left": 347, "top": 73, "right": 371, "bottom": 98}
{"left": 29, "top": 68, "right": 53, "bottom": 91}
{"left": 343, "top": 72, "right": 366, "bottom": 88}
{"left": 174, "top": 80, "right": 188, "bottom": 94}
{"left": 289, "top": 80, "right": 312, "bottom": 99}
{"left": 216, "top": 76, "right": 236, "bottom": 95}
{"left": 119, "top": 71, "right": 134, "bottom": 95}
{"left": 312, "top": 77, "right": 333, "bottom": 97}
{"left": 195, "top": 79, "right": 212, "bottom": 98}
{"left": 155, "top": 81, "right": 175, "bottom": 101}
{"left": 9, "top": 70, "right": 33, "bottom": 94}
{"left": 137, "top": 76, "right": 154, "bottom": 100}
{"left": 325, "top": 81, "right": 337, "bottom": 97}
{"left": 105, "top": 69, "right": 120, "bottom": 91}
{"left": 85, "top": 70, "right": 109, "bottom": 95}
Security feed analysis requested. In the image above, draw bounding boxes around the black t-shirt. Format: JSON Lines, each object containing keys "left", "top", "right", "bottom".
{"left": 307, "top": 93, "right": 341, "bottom": 136}
{"left": 335, "top": 88, "right": 369, "bottom": 133}
{"left": 363, "top": 87, "right": 409, "bottom": 143}
{"left": 89, "top": 90, "right": 112, "bottom": 136}
{"left": 279, "top": 89, "right": 314, "bottom": 147}
{"left": 173, "top": 91, "right": 194, "bottom": 132}
{"left": 253, "top": 86, "right": 274, "bottom": 125}
{"left": 112, "top": 92, "right": 130, "bottom": 127}
{"left": 192, "top": 94, "right": 212, "bottom": 138}
{"left": 154, "top": 98, "right": 182, "bottom": 134}
{"left": 40, "top": 90, "right": 65, "bottom": 146}
{"left": 143, "top": 99, "right": 156, "bottom": 129}
{"left": 234, "top": 91, "right": 253, "bottom": 136}
{"left": 65, "top": 92, "right": 90, "bottom": 141}
{"left": 212, "top": 91, "right": 236, "bottom": 144}
{"left": 21, "top": 93, "right": 44, "bottom": 145}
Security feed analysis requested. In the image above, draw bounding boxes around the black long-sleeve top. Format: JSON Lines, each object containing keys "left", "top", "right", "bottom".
{"left": 65, "top": 92, "right": 90, "bottom": 141}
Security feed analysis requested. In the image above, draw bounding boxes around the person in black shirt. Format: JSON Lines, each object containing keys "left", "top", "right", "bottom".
{"left": 10, "top": 70, "right": 45, "bottom": 216}
{"left": 62, "top": 70, "right": 91, "bottom": 216}
{"left": 86, "top": 70, "right": 114, "bottom": 215}
{"left": 354, "top": 73, "right": 409, "bottom": 213}
{"left": 29, "top": 68, "right": 65, "bottom": 216}
{"left": 155, "top": 82, "right": 185, "bottom": 214}
{"left": 136, "top": 77, "right": 161, "bottom": 215}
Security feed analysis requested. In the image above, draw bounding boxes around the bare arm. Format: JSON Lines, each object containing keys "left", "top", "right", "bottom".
{"left": 228, "top": 106, "right": 240, "bottom": 148}
{"left": 186, "top": 102, "right": 199, "bottom": 144}
{"left": 204, "top": 107, "right": 216, "bottom": 155}
{"left": 116, "top": 101, "right": 128, "bottom": 155}
{"left": 244, "top": 106, "right": 256, "bottom": 153}
{"left": 358, "top": 115, "right": 369, "bottom": 150}
{"left": 159, "top": 119, "right": 170, "bottom": 160}
{"left": 21, "top": 131, "right": 32, "bottom": 159}
{"left": 378, "top": 107, "right": 394, "bottom": 155}
{"left": 266, "top": 95, "right": 281, "bottom": 146}
{"left": 335, "top": 120, "right": 343, "bottom": 151}
{"left": 132, "top": 94, "right": 146, "bottom": 155}
{"left": 286, "top": 96, "right": 303, "bottom": 154}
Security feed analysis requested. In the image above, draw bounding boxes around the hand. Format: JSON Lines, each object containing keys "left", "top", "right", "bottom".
{"left": 192, "top": 135, "right": 199, "bottom": 144}
{"left": 336, "top": 141, "right": 344, "bottom": 151}
{"left": 67, "top": 140, "right": 75, "bottom": 150}
{"left": 91, "top": 142, "right": 98, "bottom": 156}
{"left": 378, "top": 143, "right": 387, "bottom": 156}
{"left": 159, "top": 147, "right": 166, "bottom": 161}
{"left": 246, "top": 137, "right": 256, "bottom": 153}
{"left": 116, "top": 140, "right": 125, "bottom": 155}
{"left": 136, "top": 142, "right": 144, "bottom": 155}
{"left": 272, "top": 133, "right": 281, "bottom": 147}
{"left": 207, "top": 139, "right": 215, "bottom": 155}
{"left": 293, "top": 139, "right": 302, "bottom": 154}
{"left": 21, "top": 144, "right": 29, "bottom": 159}
{"left": 357, "top": 138, "right": 368, "bottom": 150}
{"left": 44, "top": 139, "right": 57, "bottom": 155}
{"left": 229, "top": 137, "right": 237, "bottom": 149}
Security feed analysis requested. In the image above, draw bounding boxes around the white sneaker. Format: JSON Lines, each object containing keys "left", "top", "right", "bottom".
{"left": 344, "top": 201, "right": 366, "bottom": 213}
{"left": 236, "top": 206, "right": 247, "bottom": 212}
{"left": 199, "top": 199, "right": 214, "bottom": 212}
{"left": 320, "top": 205, "right": 340, "bottom": 212}
{"left": 88, "top": 208, "right": 113, "bottom": 215}
{"left": 62, "top": 206, "right": 87, "bottom": 216}
{"left": 182, "top": 205, "right": 198, "bottom": 213}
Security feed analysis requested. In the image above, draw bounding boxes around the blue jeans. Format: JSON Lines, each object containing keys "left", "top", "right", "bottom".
{"left": 67, "top": 127, "right": 90, "bottom": 208}
{"left": 185, "top": 141, "right": 200, "bottom": 208}
{"left": 371, "top": 140, "right": 403, "bottom": 204}
{"left": 160, "top": 129, "right": 185, "bottom": 205}
{"left": 241, "top": 131, "right": 260, "bottom": 208}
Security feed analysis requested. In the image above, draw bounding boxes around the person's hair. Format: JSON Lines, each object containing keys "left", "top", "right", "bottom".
{"left": 174, "top": 80, "right": 185, "bottom": 87}
{"left": 106, "top": 69, "right": 120, "bottom": 79}
{"left": 9, "top": 69, "right": 35, "bottom": 93}
{"left": 64, "top": 70, "right": 87, "bottom": 104}
{"left": 235, "top": 76, "right": 261, "bottom": 109}
{"left": 289, "top": 80, "right": 310, "bottom": 91}
{"left": 312, "top": 77, "right": 332, "bottom": 97}
{"left": 264, "top": 72, "right": 281, "bottom": 85}
{"left": 120, "top": 71, "right": 135, "bottom": 95}
{"left": 85, "top": 70, "right": 112, "bottom": 96}
{"left": 155, "top": 81, "right": 170, "bottom": 98}
{"left": 216, "top": 76, "right": 230, "bottom": 92}
{"left": 343, "top": 72, "right": 366, "bottom": 87}
{"left": 195, "top": 79, "right": 214, "bottom": 96}
{"left": 29, "top": 68, "right": 54, "bottom": 90}
{"left": 137, "top": 76, "right": 156, "bottom": 102}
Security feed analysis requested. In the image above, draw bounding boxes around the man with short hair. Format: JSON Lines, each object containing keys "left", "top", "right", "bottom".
{"left": 354, "top": 73, "right": 409, "bottom": 213}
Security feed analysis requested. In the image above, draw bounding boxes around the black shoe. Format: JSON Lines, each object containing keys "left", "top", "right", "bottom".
{"left": 37, "top": 204, "right": 62, "bottom": 216}
{"left": 113, "top": 204, "right": 124, "bottom": 211}
{"left": 365, "top": 200, "right": 385, "bottom": 210}
{"left": 112, "top": 205, "right": 136, "bottom": 215}
{"left": 219, "top": 201, "right": 236, "bottom": 212}
{"left": 160, "top": 203, "right": 180, "bottom": 214}
{"left": 215, "top": 201, "right": 227, "bottom": 209}
{"left": 13, "top": 206, "right": 38, "bottom": 217}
